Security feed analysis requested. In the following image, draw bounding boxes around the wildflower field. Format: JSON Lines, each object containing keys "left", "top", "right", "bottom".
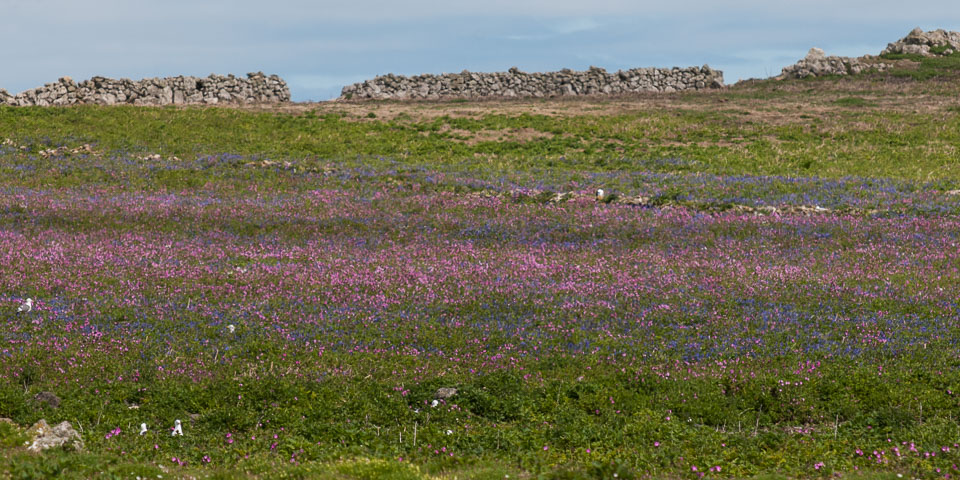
{"left": 1, "top": 63, "right": 960, "bottom": 479}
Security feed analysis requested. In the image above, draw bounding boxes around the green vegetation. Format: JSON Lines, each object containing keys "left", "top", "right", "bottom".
{"left": 883, "top": 51, "right": 960, "bottom": 80}
{"left": 832, "top": 96, "right": 874, "bottom": 107}
{"left": 1, "top": 63, "right": 960, "bottom": 182}
{"left": 2, "top": 65, "right": 960, "bottom": 480}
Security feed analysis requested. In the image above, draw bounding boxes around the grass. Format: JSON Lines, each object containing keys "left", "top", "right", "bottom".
{"left": 2, "top": 65, "right": 960, "bottom": 182}
{"left": 1, "top": 67, "right": 960, "bottom": 479}
{"left": 832, "top": 96, "right": 874, "bottom": 107}
{"left": 883, "top": 51, "right": 960, "bottom": 80}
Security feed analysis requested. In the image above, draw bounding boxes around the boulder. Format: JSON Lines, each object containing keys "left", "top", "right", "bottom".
{"left": 26, "top": 419, "right": 83, "bottom": 452}
{"left": 434, "top": 387, "right": 458, "bottom": 399}
{"left": 806, "top": 47, "right": 826, "bottom": 61}
{"left": 33, "top": 391, "right": 61, "bottom": 409}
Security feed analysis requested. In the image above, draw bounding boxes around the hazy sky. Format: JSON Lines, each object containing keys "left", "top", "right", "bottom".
{"left": 2, "top": 1, "right": 958, "bottom": 101}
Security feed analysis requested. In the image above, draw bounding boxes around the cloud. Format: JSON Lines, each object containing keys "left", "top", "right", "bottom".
{"left": 551, "top": 18, "right": 603, "bottom": 35}
{"left": 5, "top": 0, "right": 959, "bottom": 23}
{"left": 502, "top": 18, "right": 603, "bottom": 41}
{"left": 1, "top": 0, "right": 959, "bottom": 100}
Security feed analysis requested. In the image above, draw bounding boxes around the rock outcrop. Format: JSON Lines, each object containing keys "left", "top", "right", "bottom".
{"left": 340, "top": 65, "right": 724, "bottom": 101}
{"left": 3, "top": 72, "right": 289, "bottom": 107}
{"left": 26, "top": 419, "right": 83, "bottom": 452}
{"left": 779, "top": 48, "right": 892, "bottom": 79}
{"left": 882, "top": 27, "right": 960, "bottom": 56}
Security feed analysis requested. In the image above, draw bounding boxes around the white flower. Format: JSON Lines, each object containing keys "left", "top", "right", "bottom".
{"left": 139, "top": 423, "right": 148, "bottom": 435}
{"left": 17, "top": 298, "right": 32, "bottom": 313}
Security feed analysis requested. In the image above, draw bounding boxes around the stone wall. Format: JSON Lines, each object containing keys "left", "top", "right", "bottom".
{"left": 1, "top": 72, "right": 289, "bottom": 107}
{"left": 339, "top": 65, "right": 724, "bottom": 100}
{"left": 779, "top": 48, "right": 892, "bottom": 79}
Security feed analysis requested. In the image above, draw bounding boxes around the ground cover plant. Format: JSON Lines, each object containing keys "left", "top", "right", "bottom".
{"left": 1, "top": 69, "right": 960, "bottom": 479}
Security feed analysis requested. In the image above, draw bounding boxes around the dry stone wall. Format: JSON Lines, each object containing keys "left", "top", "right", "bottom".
{"left": 339, "top": 65, "right": 724, "bottom": 100}
{"left": 778, "top": 48, "right": 892, "bottom": 79}
{"left": 1, "top": 72, "right": 289, "bottom": 107}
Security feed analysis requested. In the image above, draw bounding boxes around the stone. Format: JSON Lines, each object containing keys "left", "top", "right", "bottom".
{"left": 26, "top": 419, "right": 83, "bottom": 452}
{"left": 434, "top": 387, "right": 458, "bottom": 399}
{"left": 161, "top": 87, "right": 173, "bottom": 104}
{"left": 806, "top": 47, "right": 826, "bottom": 60}
{"left": 33, "top": 391, "right": 61, "bottom": 409}
{"left": 901, "top": 44, "right": 931, "bottom": 56}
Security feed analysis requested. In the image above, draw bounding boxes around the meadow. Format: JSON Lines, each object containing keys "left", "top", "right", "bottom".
{"left": 1, "top": 54, "right": 960, "bottom": 479}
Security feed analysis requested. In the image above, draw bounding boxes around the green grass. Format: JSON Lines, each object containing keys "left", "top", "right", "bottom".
{"left": 2, "top": 94, "right": 960, "bottom": 182}
{"left": 3, "top": 71, "right": 960, "bottom": 479}
{"left": 832, "top": 96, "right": 874, "bottom": 107}
{"left": 885, "top": 51, "right": 960, "bottom": 80}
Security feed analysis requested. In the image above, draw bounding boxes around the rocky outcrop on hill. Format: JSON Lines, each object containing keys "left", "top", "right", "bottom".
{"left": 779, "top": 28, "right": 960, "bottom": 79}
{"left": 340, "top": 65, "right": 724, "bottom": 101}
{"left": 779, "top": 48, "right": 892, "bottom": 79}
{"left": 2, "top": 72, "right": 289, "bottom": 107}
{"left": 882, "top": 27, "right": 960, "bottom": 56}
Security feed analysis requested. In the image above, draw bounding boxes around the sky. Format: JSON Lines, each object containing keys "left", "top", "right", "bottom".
{"left": 1, "top": 1, "right": 958, "bottom": 101}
